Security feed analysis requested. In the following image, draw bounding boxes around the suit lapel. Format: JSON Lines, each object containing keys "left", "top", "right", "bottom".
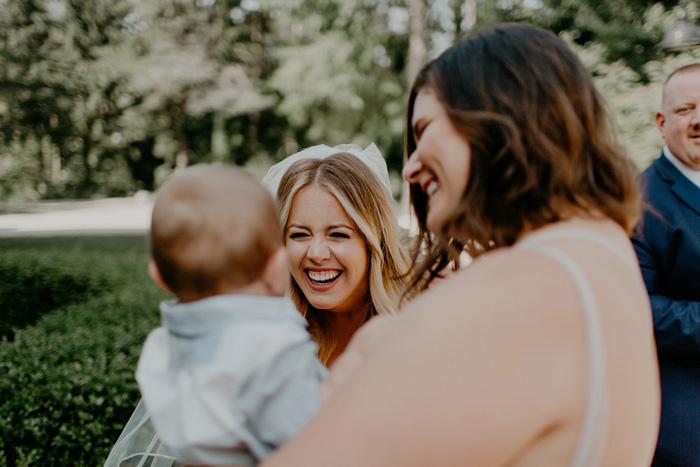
{"left": 656, "top": 155, "right": 700, "bottom": 217}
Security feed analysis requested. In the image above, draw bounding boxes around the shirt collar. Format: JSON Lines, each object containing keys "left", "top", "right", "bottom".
{"left": 663, "top": 145, "right": 700, "bottom": 189}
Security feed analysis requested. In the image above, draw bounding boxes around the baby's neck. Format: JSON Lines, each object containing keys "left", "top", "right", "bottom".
{"left": 177, "top": 279, "right": 276, "bottom": 303}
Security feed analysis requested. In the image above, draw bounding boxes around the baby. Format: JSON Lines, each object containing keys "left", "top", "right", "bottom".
{"left": 136, "top": 164, "right": 327, "bottom": 466}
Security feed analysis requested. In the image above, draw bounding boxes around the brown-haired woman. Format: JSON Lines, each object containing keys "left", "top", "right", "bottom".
{"left": 260, "top": 24, "right": 660, "bottom": 466}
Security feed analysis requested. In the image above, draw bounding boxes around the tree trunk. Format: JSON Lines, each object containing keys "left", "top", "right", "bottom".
{"left": 401, "top": 0, "right": 427, "bottom": 223}
{"left": 247, "top": 10, "right": 264, "bottom": 149}
{"left": 462, "top": 0, "right": 477, "bottom": 33}
{"left": 406, "top": 0, "right": 427, "bottom": 89}
{"left": 211, "top": 111, "right": 229, "bottom": 162}
{"left": 78, "top": 119, "right": 95, "bottom": 198}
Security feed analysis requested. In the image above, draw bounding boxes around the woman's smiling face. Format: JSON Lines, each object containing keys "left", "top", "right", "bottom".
{"left": 402, "top": 88, "right": 471, "bottom": 233}
{"left": 285, "top": 185, "right": 369, "bottom": 314}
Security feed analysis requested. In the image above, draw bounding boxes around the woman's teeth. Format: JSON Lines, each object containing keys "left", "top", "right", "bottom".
{"left": 426, "top": 180, "right": 438, "bottom": 197}
{"left": 307, "top": 270, "right": 341, "bottom": 284}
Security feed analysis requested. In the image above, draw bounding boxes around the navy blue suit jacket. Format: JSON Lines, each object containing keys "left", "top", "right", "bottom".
{"left": 632, "top": 154, "right": 700, "bottom": 466}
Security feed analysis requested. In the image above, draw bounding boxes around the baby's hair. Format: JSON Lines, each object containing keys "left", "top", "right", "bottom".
{"left": 150, "top": 164, "right": 281, "bottom": 300}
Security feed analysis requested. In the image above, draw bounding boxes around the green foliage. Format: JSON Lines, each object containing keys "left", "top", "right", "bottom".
{"left": 565, "top": 38, "right": 700, "bottom": 172}
{"left": 470, "top": 0, "right": 700, "bottom": 173}
{"left": 98, "top": 0, "right": 280, "bottom": 180}
{"left": 0, "top": 236, "right": 168, "bottom": 466}
{"left": 264, "top": 0, "right": 410, "bottom": 181}
{"left": 488, "top": 0, "right": 678, "bottom": 82}
{"left": 0, "top": 136, "right": 43, "bottom": 201}
{"left": 0, "top": 0, "right": 137, "bottom": 198}
{"left": 1, "top": 0, "right": 699, "bottom": 199}
{"left": 0, "top": 250, "right": 111, "bottom": 340}
{"left": 0, "top": 0, "right": 278, "bottom": 200}
{"left": 0, "top": 234, "right": 150, "bottom": 254}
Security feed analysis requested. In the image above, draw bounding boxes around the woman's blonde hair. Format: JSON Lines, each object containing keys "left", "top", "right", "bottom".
{"left": 276, "top": 153, "right": 411, "bottom": 364}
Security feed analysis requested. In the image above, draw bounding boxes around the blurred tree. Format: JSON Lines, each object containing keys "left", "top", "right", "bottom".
{"left": 439, "top": 0, "right": 700, "bottom": 171}
{"left": 0, "top": 0, "right": 278, "bottom": 200}
{"left": 0, "top": 0, "right": 134, "bottom": 198}
{"left": 85, "top": 0, "right": 278, "bottom": 189}
{"left": 476, "top": 0, "right": 691, "bottom": 82}
{"left": 260, "top": 0, "right": 411, "bottom": 190}
{"left": 589, "top": 44, "right": 700, "bottom": 171}
{"left": 1, "top": 0, "right": 697, "bottom": 200}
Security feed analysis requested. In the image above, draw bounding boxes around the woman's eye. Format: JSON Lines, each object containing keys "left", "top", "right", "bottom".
{"left": 330, "top": 232, "right": 350, "bottom": 239}
{"left": 288, "top": 232, "right": 308, "bottom": 239}
{"left": 413, "top": 120, "right": 428, "bottom": 140}
{"left": 413, "top": 126, "right": 423, "bottom": 140}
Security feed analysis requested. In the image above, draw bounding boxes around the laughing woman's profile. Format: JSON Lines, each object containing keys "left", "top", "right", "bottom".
{"left": 260, "top": 23, "right": 660, "bottom": 467}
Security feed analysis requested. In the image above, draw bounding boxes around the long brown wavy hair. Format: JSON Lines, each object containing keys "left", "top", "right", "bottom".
{"left": 405, "top": 24, "right": 641, "bottom": 293}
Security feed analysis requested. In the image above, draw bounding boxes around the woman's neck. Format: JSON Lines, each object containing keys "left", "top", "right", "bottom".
{"left": 324, "top": 306, "right": 370, "bottom": 366}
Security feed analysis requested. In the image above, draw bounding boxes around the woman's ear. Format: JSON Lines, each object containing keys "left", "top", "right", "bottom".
{"left": 148, "top": 259, "right": 174, "bottom": 294}
{"left": 262, "top": 247, "right": 290, "bottom": 297}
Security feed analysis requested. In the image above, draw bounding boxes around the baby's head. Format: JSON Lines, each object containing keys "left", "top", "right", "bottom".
{"left": 149, "top": 164, "right": 287, "bottom": 302}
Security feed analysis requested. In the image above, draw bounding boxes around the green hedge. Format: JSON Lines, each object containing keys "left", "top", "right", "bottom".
{"left": 0, "top": 251, "right": 113, "bottom": 340}
{"left": 0, "top": 236, "right": 169, "bottom": 466}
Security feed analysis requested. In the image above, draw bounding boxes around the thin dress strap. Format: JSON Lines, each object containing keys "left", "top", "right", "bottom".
{"left": 517, "top": 229, "right": 639, "bottom": 272}
{"left": 516, "top": 229, "right": 632, "bottom": 467}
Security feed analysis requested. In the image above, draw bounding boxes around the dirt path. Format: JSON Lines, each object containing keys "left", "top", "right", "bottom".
{"left": 0, "top": 195, "right": 153, "bottom": 237}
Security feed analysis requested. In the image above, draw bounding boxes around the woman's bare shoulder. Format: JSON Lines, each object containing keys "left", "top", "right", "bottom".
{"left": 264, "top": 247, "right": 586, "bottom": 466}
{"left": 404, "top": 246, "right": 579, "bottom": 330}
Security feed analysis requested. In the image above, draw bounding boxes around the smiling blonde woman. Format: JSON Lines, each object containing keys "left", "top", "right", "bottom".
{"left": 263, "top": 145, "right": 412, "bottom": 366}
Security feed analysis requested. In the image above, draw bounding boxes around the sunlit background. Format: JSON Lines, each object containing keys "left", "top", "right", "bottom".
{"left": 0, "top": 0, "right": 699, "bottom": 204}
{"left": 1, "top": 2, "right": 700, "bottom": 465}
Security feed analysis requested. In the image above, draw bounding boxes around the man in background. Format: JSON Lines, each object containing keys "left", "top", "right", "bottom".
{"left": 632, "top": 63, "right": 700, "bottom": 467}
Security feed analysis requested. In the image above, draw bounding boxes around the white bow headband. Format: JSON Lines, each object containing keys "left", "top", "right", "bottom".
{"left": 261, "top": 143, "right": 393, "bottom": 200}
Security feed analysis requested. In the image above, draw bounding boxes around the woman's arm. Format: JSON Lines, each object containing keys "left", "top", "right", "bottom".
{"left": 262, "top": 250, "right": 582, "bottom": 466}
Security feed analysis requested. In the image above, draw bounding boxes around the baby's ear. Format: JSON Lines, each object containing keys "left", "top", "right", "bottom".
{"left": 262, "top": 247, "right": 290, "bottom": 297}
{"left": 148, "top": 260, "right": 173, "bottom": 294}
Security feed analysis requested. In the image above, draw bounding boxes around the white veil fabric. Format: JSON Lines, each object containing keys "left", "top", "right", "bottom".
{"left": 103, "top": 399, "right": 179, "bottom": 467}
{"left": 261, "top": 143, "right": 393, "bottom": 200}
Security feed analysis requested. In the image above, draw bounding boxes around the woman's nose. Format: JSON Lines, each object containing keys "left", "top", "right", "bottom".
{"left": 307, "top": 238, "right": 331, "bottom": 262}
{"left": 402, "top": 154, "right": 423, "bottom": 183}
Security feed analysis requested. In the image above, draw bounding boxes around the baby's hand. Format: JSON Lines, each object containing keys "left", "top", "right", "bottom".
{"left": 319, "top": 315, "right": 396, "bottom": 403}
